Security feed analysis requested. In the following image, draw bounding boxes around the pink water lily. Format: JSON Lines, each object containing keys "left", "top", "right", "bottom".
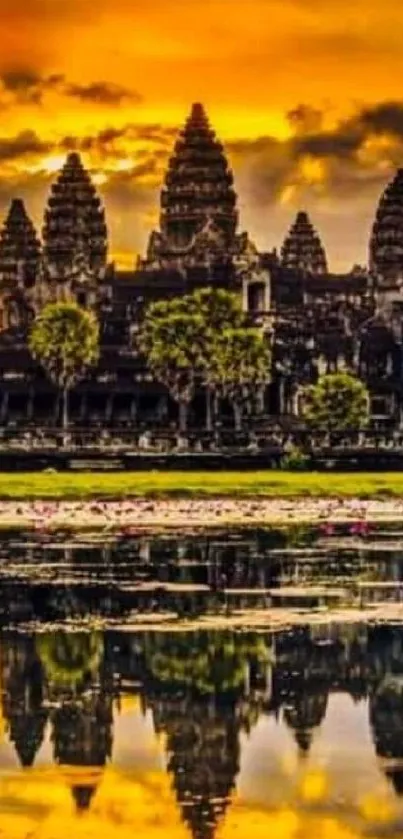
{"left": 350, "top": 521, "right": 370, "bottom": 536}
{"left": 320, "top": 523, "right": 335, "bottom": 536}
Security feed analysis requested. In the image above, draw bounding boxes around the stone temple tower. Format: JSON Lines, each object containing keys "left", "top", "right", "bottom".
{"left": 370, "top": 168, "right": 403, "bottom": 285}
{"left": 42, "top": 152, "right": 108, "bottom": 280}
{"left": 0, "top": 199, "right": 41, "bottom": 331}
{"left": 281, "top": 211, "right": 328, "bottom": 275}
{"left": 147, "top": 102, "right": 239, "bottom": 261}
{"left": 0, "top": 198, "right": 41, "bottom": 290}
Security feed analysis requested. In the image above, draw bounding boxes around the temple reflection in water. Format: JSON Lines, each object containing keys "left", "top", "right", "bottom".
{"left": 2, "top": 625, "right": 403, "bottom": 837}
{"left": 1, "top": 526, "right": 403, "bottom": 622}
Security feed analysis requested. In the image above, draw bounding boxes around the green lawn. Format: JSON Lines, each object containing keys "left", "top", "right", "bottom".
{"left": 0, "top": 471, "right": 401, "bottom": 498}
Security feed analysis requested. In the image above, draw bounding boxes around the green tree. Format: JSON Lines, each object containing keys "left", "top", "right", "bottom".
{"left": 29, "top": 302, "right": 99, "bottom": 440}
{"left": 139, "top": 305, "right": 204, "bottom": 432}
{"left": 301, "top": 372, "right": 370, "bottom": 434}
{"left": 139, "top": 288, "right": 270, "bottom": 433}
{"left": 183, "top": 288, "right": 245, "bottom": 431}
{"left": 214, "top": 328, "right": 271, "bottom": 430}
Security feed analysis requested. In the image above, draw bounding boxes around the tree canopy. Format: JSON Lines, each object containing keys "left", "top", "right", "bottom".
{"left": 211, "top": 328, "right": 271, "bottom": 429}
{"left": 139, "top": 287, "right": 271, "bottom": 431}
{"left": 301, "top": 372, "right": 370, "bottom": 433}
{"left": 140, "top": 307, "right": 205, "bottom": 431}
{"left": 29, "top": 302, "right": 100, "bottom": 433}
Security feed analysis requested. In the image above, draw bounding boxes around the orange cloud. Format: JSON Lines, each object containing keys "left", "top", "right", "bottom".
{"left": 0, "top": 0, "right": 401, "bottom": 270}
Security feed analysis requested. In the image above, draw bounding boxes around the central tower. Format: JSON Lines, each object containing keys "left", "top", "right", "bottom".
{"left": 145, "top": 103, "right": 239, "bottom": 268}
{"left": 160, "top": 103, "right": 238, "bottom": 249}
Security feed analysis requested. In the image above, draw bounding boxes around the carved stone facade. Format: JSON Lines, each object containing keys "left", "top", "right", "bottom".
{"left": 0, "top": 103, "right": 401, "bottom": 430}
{"left": 370, "top": 168, "right": 403, "bottom": 285}
{"left": 152, "top": 102, "right": 238, "bottom": 252}
{"left": 42, "top": 151, "right": 108, "bottom": 280}
{"left": 281, "top": 211, "right": 328, "bottom": 275}
{"left": 0, "top": 199, "right": 40, "bottom": 335}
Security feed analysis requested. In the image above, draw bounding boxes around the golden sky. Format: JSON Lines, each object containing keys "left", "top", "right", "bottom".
{"left": 1, "top": 0, "right": 403, "bottom": 269}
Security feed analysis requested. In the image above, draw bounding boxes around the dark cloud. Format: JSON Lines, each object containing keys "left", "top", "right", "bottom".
{"left": 294, "top": 129, "right": 361, "bottom": 160}
{"left": 133, "top": 124, "right": 178, "bottom": 143}
{"left": 355, "top": 101, "right": 403, "bottom": 138}
{"left": 0, "top": 68, "right": 141, "bottom": 107}
{"left": 226, "top": 99, "right": 403, "bottom": 268}
{"left": 59, "top": 128, "right": 127, "bottom": 154}
{"left": 59, "top": 123, "right": 176, "bottom": 161}
{"left": 1, "top": 69, "right": 42, "bottom": 93}
{"left": 65, "top": 81, "right": 142, "bottom": 106}
{"left": 287, "top": 104, "right": 324, "bottom": 135}
{"left": 293, "top": 101, "right": 403, "bottom": 163}
{"left": 0, "top": 68, "right": 61, "bottom": 104}
{"left": 0, "top": 130, "right": 52, "bottom": 162}
{"left": 228, "top": 99, "right": 403, "bottom": 212}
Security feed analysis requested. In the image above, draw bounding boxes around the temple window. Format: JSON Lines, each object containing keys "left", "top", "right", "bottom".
{"left": 247, "top": 282, "right": 266, "bottom": 313}
{"left": 371, "top": 395, "right": 393, "bottom": 419}
{"left": 7, "top": 303, "right": 19, "bottom": 327}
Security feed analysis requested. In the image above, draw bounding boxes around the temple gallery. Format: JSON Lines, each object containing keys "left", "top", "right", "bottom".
{"left": 0, "top": 102, "right": 401, "bottom": 431}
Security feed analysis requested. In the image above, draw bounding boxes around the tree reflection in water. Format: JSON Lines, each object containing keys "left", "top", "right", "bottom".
{"left": 1, "top": 625, "right": 403, "bottom": 837}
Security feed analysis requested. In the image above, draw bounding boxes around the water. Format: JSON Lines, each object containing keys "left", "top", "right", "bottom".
{"left": 1, "top": 524, "right": 403, "bottom": 626}
{"left": 2, "top": 526, "right": 403, "bottom": 837}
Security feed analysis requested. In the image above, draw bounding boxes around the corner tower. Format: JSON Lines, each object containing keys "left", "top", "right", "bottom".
{"left": 370, "top": 168, "right": 403, "bottom": 284}
{"left": 42, "top": 152, "right": 108, "bottom": 279}
{"left": 281, "top": 211, "right": 328, "bottom": 274}
{"left": 0, "top": 199, "right": 41, "bottom": 289}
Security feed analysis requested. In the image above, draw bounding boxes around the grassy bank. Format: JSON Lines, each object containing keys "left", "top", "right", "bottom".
{"left": 0, "top": 471, "right": 401, "bottom": 499}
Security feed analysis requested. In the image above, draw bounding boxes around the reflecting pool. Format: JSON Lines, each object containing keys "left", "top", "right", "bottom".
{"left": 2, "top": 625, "right": 403, "bottom": 838}
{"left": 1, "top": 526, "right": 403, "bottom": 837}
{"left": 1, "top": 523, "right": 403, "bottom": 625}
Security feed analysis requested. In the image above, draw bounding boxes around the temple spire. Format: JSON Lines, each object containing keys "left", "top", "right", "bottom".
{"left": 0, "top": 198, "right": 41, "bottom": 289}
{"left": 188, "top": 102, "right": 210, "bottom": 126}
{"left": 42, "top": 152, "right": 108, "bottom": 279}
{"left": 159, "top": 102, "right": 238, "bottom": 250}
{"left": 370, "top": 168, "right": 403, "bottom": 282}
{"left": 281, "top": 211, "right": 328, "bottom": 275}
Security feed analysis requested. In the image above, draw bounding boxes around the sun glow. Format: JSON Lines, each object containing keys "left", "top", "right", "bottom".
{"left": 114, "top": 159, "right": 134, "bottom": 172}
{"left": 92, "top": 171, "right": 108, "bottom": 186}
{"left": 40, "top": 155, "right": 69, "bottom": 174}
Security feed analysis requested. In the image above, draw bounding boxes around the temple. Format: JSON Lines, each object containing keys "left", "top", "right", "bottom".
{"left": 144, "top": 102, "right": 239, "bottom": 266}
{"left": 370, "top": 168, "right": 403, "bottom": 283}
{"left": 281, "top": 211, "right": 328, "bottom": 274}
{"left": 42, "top": 151, "right": 108, "bottom": 279}
{"left": 0, "top": 101, "right": 403, "bottom": 432}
